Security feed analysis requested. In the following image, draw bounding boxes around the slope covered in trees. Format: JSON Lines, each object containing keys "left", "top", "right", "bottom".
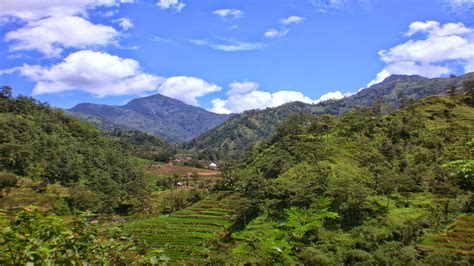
{"left": 186, "top": 73, "right": 474, "bottom": 160}
{"left": 221, "top": 94, "right": 474, "bottom": 264}
{"left": 0, "top": 93, "right": 149, "bottom": 214}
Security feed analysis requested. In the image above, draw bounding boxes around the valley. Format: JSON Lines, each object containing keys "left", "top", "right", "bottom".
{"left": 1, "top": 76, "right": 474, "bottom": 264}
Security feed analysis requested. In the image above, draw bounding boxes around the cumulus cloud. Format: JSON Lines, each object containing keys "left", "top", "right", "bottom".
{"left": 190, "top": 39, "right": 264, "bottom": 52}
{"left": 209, "top": 81, "right": 350, "bottom": 114}
{"left": 157, "top": 76, "right": 221, "bottom": 106}
{"left": 1, "top": 50, "right": 222, "bottom": 105}
{"left": 264, "top": 28, "right": 289, "bottom": 39}
{"left": 1, "top": 50, "right": 163, "bottom": 97}
{"left": 5, "top": 16, "right": 118, "bottom": 57}
{"left": 213, "top": 9, "right": 244, "bottom": 20}
{"left": 0, "top": 0, "right": 133, "bottom": 20}
{"left": 280, "top": 16, "right": 304, "bottom": 25}
{"left": 156, "top": 0, "right": 185, "bottom": 12}
{"left": 116, "top": 17, "right": 133, "bottom": 30}
{"left": 1, "top": 1, "right": 134, "bottom": 57}
{"left": 368, "top": 20, "right": 474, "bottom": 86}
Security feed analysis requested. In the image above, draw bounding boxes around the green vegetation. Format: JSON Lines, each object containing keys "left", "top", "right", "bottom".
{"left": 1, "top": 80, "right": 474, "bottom": 264}
{"left": 125, "top": 192, "right": 239, "bottom": 263}
{"left": 222, "top": 94, "right": 474, "bottom": 264}
{"left": 107, "top": 129, "right": 176, "bottom": 162}
{"left": 186, "top": 73, "right": 474, "bottom": 160}
{"left": 0, "top": 94, "right": 148, "bottom": 214}
{"left": 422, "top": 214, "right": 474, "bottom": 261}
{"left": 0, "top": 207, "right": 145, "bottom": 264}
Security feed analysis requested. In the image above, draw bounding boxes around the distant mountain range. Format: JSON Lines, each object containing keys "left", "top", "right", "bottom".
{"left": 184, "top": 73, "right": 474, "bottom": 160}
{"left": 68, "top": 94, "right": 231, "bottom": 143}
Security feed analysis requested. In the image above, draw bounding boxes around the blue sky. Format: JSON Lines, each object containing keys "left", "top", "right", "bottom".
{"left": 1, "top": 0, "right": 473, "bottom": 113}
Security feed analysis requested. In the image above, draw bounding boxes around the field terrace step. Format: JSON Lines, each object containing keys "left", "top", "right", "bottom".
{"left": 124, "top": 191, "right": 240, "bottom": 263}
{"left": 422, "top": 213, "right": 474, "bottom": 260}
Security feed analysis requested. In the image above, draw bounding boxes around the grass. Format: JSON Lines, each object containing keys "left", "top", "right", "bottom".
{"left": 124, "top": 191, "right": 239, "bottom": 263}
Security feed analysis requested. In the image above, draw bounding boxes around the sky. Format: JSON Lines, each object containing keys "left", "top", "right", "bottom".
{"left": 0, "top": 0, "right": 473, "bottom": 114}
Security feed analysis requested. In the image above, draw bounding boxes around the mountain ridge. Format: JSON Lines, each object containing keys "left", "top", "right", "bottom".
{"left": 185, "top": 73, "right": 474, "bottom": 160}
{"left": 68, "top": 93, "right": 232, "bottom": 143}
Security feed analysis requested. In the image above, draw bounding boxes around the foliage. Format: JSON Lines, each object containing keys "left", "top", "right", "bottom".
{"left": 227, "top": 94, "right": 474, "bottom": 264}
{"left": 284, "top": 198, "right": 339, "bottom": 240}
{"left": 187, "top": 73, "right": 474, "bottom": 160}
{"left": 107, "top": 129, "right": 175, "bottom": 162}
{"left": 0, "top": 172, "right": 17, "bottom": 196}
{"left": 443, "top": 159, "right": 474, "bottom": 191}
{"left": 0, "top": 95, "right": 148, "bottom": 213}
{"left": 0, "top": 207, "right": 142, "bottom": 264}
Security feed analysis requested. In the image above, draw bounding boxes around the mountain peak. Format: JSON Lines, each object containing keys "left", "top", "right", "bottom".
{"left": 68, "top": 93, "right": 231, "bottom": 142}
{"left": 381, "top": 74, "right": 427, "bottom": 84}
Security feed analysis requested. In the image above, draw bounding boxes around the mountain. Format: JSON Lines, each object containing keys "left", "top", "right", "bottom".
{"left": 68, "top": 94, "right": 232, "bottom": 143}
{"left": 185, "top": 73, "right": 474, "bottom": 160}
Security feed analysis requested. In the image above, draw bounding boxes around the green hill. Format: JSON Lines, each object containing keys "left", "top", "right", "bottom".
{"left": 186, "top": 73, "right": 474, "bottom": 160}
{"left": 222, "top": 94, "right": 474, "bottom": 264}
{"left": 0, "top": 94, "right": 149, "bottom": 214}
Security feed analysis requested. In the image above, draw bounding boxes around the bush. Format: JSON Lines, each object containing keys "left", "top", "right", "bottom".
{"left": 0, "top": 172, "right": 18, "bottom": 196}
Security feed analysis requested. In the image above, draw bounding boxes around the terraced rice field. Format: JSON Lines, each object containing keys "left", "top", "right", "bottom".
{"left": 422, "top": 214, "right": 474, "bottom": 260}
{"left": 125, "top": 191, "right": 239, "bottom": 263}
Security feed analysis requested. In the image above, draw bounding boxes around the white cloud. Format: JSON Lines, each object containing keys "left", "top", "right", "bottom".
{"left": 209, "top": 81, "right": 350, "bottom": 114}
{"left": 315, "top": 91, "right": 349, "bottom": 103}
{"left": 157, "top": 76, "right": 221, "bottom": 106}
{"left": 213, "top": 9, "right": 244, "bottom": 20}
{"left": 5, "top": 16, "right": 118, "bottom": 57}
{"left": 0, "top": 0, "right": 132, "bottom": 21}
{"left": 1, "top": 50, "right": 223, "bottom": 105}
{"left": 368, "top": 20, "right": 474, "bottom": 86}
{"left": 190, "top": 39, "right": 264, "bottom": 52}
{"left": 228, "top": 81, "right": 259, "bottom": 94}
{"left": 156, "top": 0, "right": 185, "bottom": 12}
{"left": 2, "top": 50, "right": 163, "bottom": 97}
{"left": 264, "top": 28, "right": 289, "bottom": 39}
{"left": 116, "top": 17, "right": 133, "bottom": 30}
{"left": 264, "top": 15, "right": 303, "bottom": 39}
{"left": 280, "top": 16, "right": 304, "bottom": 25}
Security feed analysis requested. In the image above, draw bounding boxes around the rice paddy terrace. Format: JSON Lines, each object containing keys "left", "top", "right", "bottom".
{"left": 422, "top": 214, "right": 474, "bottom": 260}
{"left": 125, "top": 191, "right": 239, "bottom": 263}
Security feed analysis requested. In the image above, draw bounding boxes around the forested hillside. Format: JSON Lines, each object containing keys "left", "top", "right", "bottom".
{"left": 0, "top": 92, "right": 149, "bottom": 214}
{"left": 186, "top": 73, "right": 474, "bottom": 160}
{"left": 69, "top": 93, "right": 231, "bottom": 143}
{"left": 222, "top": 93, "right": 474, "bottom": 264}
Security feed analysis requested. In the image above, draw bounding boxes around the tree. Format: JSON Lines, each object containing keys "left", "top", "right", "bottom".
{"left": 0, "top": 172, "right": 18, "bottom": 197}
{"left": 284, "top": 197, "right": 339, "bottom": 241}
{"left": 0, "top": 86, "right": 12, "bottom": 99}
{"left": 447, "top": 86, "right": 457, "bottom": 105}
{"left": 463, "top": 80, "right": 474, "bottom": 105}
